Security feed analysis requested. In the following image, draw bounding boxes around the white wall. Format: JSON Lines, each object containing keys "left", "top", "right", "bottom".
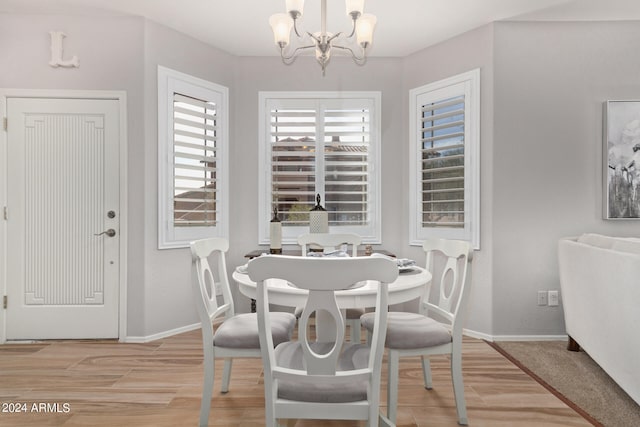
{"left": 140, "top": 25, "right": 405, "bottom": 333}
{"left": 0, "top": 14, "right": 237, "bottom": 338}
{"left": 230, "top": 55, "right": 404, "bottom": 312}
{"left": 401, "top": 25, "right": 495, "bottom": 337}
{"left": 141, "top": 21, "right": 237, "bottom": 337}
{"left": 491, "top": 20, "right": 640, "bottom": 336}
{"left": 4, "top": 12, "right": 639, "bottom": 340}
{"left": 0, "top": 13, "right": 147, "bottom": 337}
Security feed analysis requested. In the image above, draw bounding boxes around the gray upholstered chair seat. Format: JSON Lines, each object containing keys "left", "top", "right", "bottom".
{"left": 214, "top": 312, "right": 296, "bottom": 349}
{"left": 274, "top": 341, "right": 371, "bottom": 403}
{"left": 360, "top": 311, "right": 451, "bottom": 350}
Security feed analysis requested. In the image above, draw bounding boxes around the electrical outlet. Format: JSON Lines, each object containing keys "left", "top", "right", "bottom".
{"left": 548, "top": 290, "right": 559, "bottom": 306}
{"left": 537, "top": 290, "right": 548, "bottom": 306}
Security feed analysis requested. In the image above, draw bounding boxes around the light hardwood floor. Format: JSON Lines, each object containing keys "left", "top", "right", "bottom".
{"left": 0, "top": 330, "right": 593, "bottom": 427}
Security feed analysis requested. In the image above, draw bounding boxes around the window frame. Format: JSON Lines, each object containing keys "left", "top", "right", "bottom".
{"left": 409, "top": 69, "right": 480, "bottom": 249}
{"left": 258, "top": 91, "right": 382, "bottom": 245}
{"left": 157, "top": 66, "right": 229, "bottom": 249}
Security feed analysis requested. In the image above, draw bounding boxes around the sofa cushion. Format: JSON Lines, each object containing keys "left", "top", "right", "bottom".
{"left": 611, "top": 239, "right": 640, "bottom": 255}
{"left": 576, "top": 233, "right": 617, "bottom": 249}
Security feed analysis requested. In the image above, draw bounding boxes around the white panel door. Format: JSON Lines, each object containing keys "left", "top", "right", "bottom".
{"left": 6, "top": 98, "right": 120, "bottom": 339}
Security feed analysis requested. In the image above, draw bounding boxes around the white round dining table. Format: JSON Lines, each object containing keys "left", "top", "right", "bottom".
{"left": 232, "top": 265, "right": 432, "bottom": 341}
{"left": 233, "top": 266, "right": 431, "bottom": 309}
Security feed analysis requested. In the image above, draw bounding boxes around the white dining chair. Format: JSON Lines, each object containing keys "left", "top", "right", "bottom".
{"left": 361, "top": 238, "right": 473, "bottom": 425}
{"left": 190, "top": 238, "right": 296, "bottom": 427}
{"left": 297, "top": 232, "right": 361, "bottom": 256}
{"left": 247, "top": 255, "right": 398, "bottom": 427}
{"left": 297, "top": 232, "right": 365, "bottom": 342}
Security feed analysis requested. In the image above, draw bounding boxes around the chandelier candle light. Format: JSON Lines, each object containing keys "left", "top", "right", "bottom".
{"left": 269, "top": 0, "right": 377, "bottom": 76}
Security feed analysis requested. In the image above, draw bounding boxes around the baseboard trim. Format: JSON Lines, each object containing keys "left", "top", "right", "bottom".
{"left": 124, "top": 322, "right": 201, "bottom": 343}
{"left": 123, "top": 326, "right": 568, "bottom": 345}
{"left": 464, "top": 329, "right": 567, "bottom": 343}
{"left": 463, "top": 328, "right": 493, "bottom": 341}
{"left": 491, "top": 334, "right": 567, "bottom": 342}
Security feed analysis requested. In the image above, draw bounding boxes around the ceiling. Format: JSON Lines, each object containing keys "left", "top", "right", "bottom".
{"left": 2, "top": 0, "right": 640, "bottom": 57}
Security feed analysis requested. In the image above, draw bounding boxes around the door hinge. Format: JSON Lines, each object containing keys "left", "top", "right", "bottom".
{"left": 3, "top": 296, "right": 6, "bottom": 310}
{"left": 3, "top": 206, "right": 7, "bottom": 220}
{"left": 3, "top": 117, "right": 6, "bottom": 131}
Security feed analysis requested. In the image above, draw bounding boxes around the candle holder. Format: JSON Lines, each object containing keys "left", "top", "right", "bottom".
{"left": 309, "top": 194, "right": 328, "bottom": 252}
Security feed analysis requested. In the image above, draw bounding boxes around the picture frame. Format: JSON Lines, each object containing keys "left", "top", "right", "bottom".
{"left": 604, "top": 100, "right": 640, "bottom": 219}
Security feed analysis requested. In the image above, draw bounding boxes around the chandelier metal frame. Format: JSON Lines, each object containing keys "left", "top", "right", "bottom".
{"left": 269, "top": 0, "right": 377, "bottom": 76}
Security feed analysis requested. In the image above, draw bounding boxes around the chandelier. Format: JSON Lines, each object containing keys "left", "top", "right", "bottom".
{"left": 269, "top": 0, "right": 377, "bottom": 76}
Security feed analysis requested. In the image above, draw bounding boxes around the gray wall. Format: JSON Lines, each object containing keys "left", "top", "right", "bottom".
{"left": 3, "top": 12, "right": 639, "bottom": 340}
{"left": 142, "top": 21, "right": 237, "bottom": 336}
{"left": 0, "top": 13, "right": 147, "bottom": 336}
{"left": 401, "top": 24, "right": 496, "bottom": 337}
{"left": 230, "top": 55, "right": 404, "bottom": 313}
{"left": 491, "top": 21, "right": 640, "bottom": 336}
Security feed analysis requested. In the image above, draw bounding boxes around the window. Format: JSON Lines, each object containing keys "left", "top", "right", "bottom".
{"left": 409, "top": 69, "right": 480, "bottom": 248}
{"left": 259, "top": 92, "right": 381, "bottom": 244}
{"left": 158, "top": 66, "right": 229, "bottom": 249}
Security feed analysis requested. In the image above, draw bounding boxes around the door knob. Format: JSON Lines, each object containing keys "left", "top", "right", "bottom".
{"left": 95, "top": 229, "right": 116, "bottom": 237}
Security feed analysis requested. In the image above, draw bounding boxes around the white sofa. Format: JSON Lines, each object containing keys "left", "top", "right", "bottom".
{"left": 558, "top": 233, "right": 640, "bottom": 405}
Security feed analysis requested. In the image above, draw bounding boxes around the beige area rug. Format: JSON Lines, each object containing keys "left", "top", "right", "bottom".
{"left": 491, "top": 340, "right": 640, "bottom": 427}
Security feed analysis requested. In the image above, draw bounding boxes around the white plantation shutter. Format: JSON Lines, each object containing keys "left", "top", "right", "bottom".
{"left": 409, "top": 70, "right": 480, "bottom": 248}
{"left": 260, "top": 92, "right": 381, "bottom": 243}
{"left": 173, "top": 93, "right": 219, "bottom": 226}
{"left": 420, "top": 96, "right": 465, "bottom": 228}
{"left": 158, "top": 66, "right": 229, "bottom": 249}
{"left": 270, "top": 108, "right": 316, "bottom": 225}
{"left": 324, "top": 108, "right": 370, "bottom": 226}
